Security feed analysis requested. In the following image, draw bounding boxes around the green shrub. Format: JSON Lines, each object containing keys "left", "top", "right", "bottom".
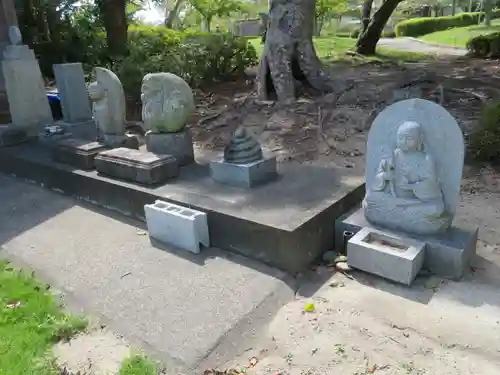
{"left": 395, "top": 10, "right": 500, "bottom": 37}
{"left": 382, "top": 30, "right": 396, "bottom": 38}
{"left": 350, "top": 28, "right": 361, "bottom": 39}
{"left": 468, "top": 101, "right": 500, "bottom": 163}
{"left": 466, "top": 32, "right": 500, "bottom": 57}
{"left": 114, "top": 26, "right": 258, "bottom": 104}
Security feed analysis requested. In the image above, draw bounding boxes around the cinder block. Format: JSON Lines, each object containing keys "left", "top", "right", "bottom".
{"left": 335, "top": 207, "right": 478, "bottom": 280}
{"left": 347, "top": 227, "right": 426, "bottom": 285}
{"left": 144, "top": 200, "right": 210, "bottom": 253}
{"left": 210, "top": 157, "right": 278, "bottom": 189}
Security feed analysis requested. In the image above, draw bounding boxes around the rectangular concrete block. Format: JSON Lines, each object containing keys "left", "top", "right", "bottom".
{"left": 335, "top": 208, "right": 478, "bottom": 280}
{"left": 95, "top": 148, "right": 179, "bottom": 185}
{"left": 348, "top": 227, "right": 425, "bottom": 285}
{"left": 51, "top": 138, "right": 108, "bottom": 170}
{"left": 210, "top": 157, "right": 278, "bottom": 188}
{"left": 144, "top": 200, "right": 210, "bottom": 253}
{"left": 53, "top": 63, "right": 92, "bottom": 123}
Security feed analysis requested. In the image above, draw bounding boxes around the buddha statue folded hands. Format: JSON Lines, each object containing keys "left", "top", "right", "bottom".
{"left": 363, "top": 121, "right": 451, "bottom": 235}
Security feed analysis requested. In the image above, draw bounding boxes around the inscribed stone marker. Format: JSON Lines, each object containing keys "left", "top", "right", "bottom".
{"left": 53, "top": 63, "right": 92, "bottom": 123}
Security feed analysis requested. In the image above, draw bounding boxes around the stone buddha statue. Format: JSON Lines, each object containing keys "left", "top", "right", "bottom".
{"left": 363, "top": 121, "right": 451, "bottom": 235}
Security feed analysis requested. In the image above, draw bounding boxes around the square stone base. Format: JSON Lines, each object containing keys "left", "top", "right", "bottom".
{"left": 0, "top": 125, "right": 35, "bottom": 146}
{"left": 348, "top": 227, "right": 426, "bottom": 285}
{"left": 335, "top": 208, "right": 478, "bottom": 280}
{"left": 145, "top": 130, "right": 194, "bottom": 166}
{"left": 210, "top": 157, "right": 278, "bottom": 189}
{"left": 51, "top": 138, "right": 108, "bottom": 170}
{"left": 95, "top": 147, "right": 179, "bottom": 185}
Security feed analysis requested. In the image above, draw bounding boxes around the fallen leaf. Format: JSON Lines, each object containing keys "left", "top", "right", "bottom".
{"left": 304, "top": 303, "right": 316, "bottom": 313}
{"left": 367, "top": 364, "right": 378, "bottom": 373}
{"left": 6, "top": 301, "right": 21, "bottom": 309}
{"left": 329, "top": 281, "right": 345, "bottom": 288}
{"left": 335, "top": 262, "right": 352, "bottom": 272}
{"left": 249, "top": 356, "right": 259, "bottom": 367}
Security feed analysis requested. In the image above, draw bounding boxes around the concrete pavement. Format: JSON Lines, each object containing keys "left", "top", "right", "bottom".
{"left": 378, "top": 37, "right": 467, "bottom": 56}
{"left": 0, "top": 173, "right": 295, "bottom": 374}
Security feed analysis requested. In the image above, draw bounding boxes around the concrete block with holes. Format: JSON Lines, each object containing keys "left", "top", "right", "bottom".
{"left": 347, "top": 227, "right": 426, "bottom": 286}
{"left": 144, "top": 200, "right": 210, "bottom": 253}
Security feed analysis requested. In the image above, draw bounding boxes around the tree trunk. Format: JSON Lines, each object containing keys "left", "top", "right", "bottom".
{"left": 360, "top": 0, "right": 373, "bottom": 34}
{"left": 97, "top": 0, "right": 128, "bottom": 57}
{"left": 452, "top": 0, "right": 457, "bottom": 15}
{"left": 483, "top": 0, "right": 492, "bottom": 26}
{"left": 356, "top": 0, "right": 401, "bottom": 55}
{"left": 165, "top": 0, "right": 184, "bottom": 28}
{"left": 256, "top": 0, "right": 343, "bottom": 102}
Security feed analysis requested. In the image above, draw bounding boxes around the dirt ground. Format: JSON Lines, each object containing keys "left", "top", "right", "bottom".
{"left": 195, "top": 58, "right": 500, "bottom": 375}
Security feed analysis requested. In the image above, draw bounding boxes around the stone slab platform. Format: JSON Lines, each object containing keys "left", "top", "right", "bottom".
{"left": 0, "top": 173, "right": 294, "bottom": 374}
{"left": 95, "top": 147, "right": 179, "bottom": 185}
{"left": 51, "top": 138, "right": 108, "bottom": 170}
{"left": 336, "top": 207, "right": 478, "bottom": 280}
{"left": 0, "top": 144, "right": 364, "bottom": 273}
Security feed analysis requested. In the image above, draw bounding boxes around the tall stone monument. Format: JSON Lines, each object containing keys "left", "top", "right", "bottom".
{"left": 0, "top": 0, "right": 18, "bottom": 123}
{"left": 0, "top": 1, "right": 54, "bottom": 145}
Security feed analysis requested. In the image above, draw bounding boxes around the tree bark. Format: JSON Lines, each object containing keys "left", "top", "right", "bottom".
{"left": 356, "top": 0, "right": 401, "bottom": 56}
{"left": 256, "top": 0, "right": 343, "bottom": 102}
{"left": 165, "top": 0, "right": 184, "bottom": 28}
{"left": 483, "top": 0, "right": 492, "bottom": 26}
{"left": 97, "top": 0, "right": 128, "bottom": 57}
{"left": 360, "top": 0, "right": 373, "bottom": 34}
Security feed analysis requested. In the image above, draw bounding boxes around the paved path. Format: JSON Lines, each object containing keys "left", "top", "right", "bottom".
{"left": 378, "top": 37, "right": 467, "bottom": 56}
{"left": 0, "top": 174, "right": 294, "bottom": 374}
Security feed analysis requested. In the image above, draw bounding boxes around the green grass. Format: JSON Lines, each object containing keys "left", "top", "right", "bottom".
{"left": 421, "top": 19, "right": 500, "bottom": 47}
{"left": 249, "top": 36, "right": 431, "bottom": 64}
{"left": 119, "top": 354, "right": 159, "bottom": 375}
{"left": 0, "top": 260, "right": 87, "bottom": 375}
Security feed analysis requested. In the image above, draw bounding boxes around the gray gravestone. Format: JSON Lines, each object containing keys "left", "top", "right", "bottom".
{"left": 363, "top": 98, "right": 464, "bottom": 235}
{"left": 53, "top": 63, "right": 92, "bottom": 123}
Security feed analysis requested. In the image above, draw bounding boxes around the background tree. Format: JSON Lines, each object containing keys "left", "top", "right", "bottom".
{"left": 188, "top": 0, "right": 245, "bottom": 32}
{"left": 257, "top": 0, "right": 344, "bottom": 102}
{"left": 356, "top": 0, "right": 403, "bottom": 55}
{"left": 95, "top": 0, "right": 128, "bottom": 56}
{"left": 315, "top": 0, "right": 348, "bottom": 35}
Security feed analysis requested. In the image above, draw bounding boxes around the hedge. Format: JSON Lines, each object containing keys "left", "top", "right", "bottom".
{"left": 116, "top": 27, "right": 258, "bottom": 103}
{"left": 395, "top": 11, "right": 500, "bottom": 37}
{"left": 466, "top": 32, "right": 500, "bottom": 57}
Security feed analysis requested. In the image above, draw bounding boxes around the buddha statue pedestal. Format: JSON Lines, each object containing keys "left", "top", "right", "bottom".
{"left": 210, "top": 127, "right": 278, "bottom": 189}
{"left": 145, "top": 129, "right": 194, "bottom": 166}
{"left": 335, "top": 207, "right": 478, "bottom": 281}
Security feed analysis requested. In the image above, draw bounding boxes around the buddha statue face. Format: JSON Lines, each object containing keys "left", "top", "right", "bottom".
{"left": 396, "top": 121, "right": 423, "bottom": 152}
